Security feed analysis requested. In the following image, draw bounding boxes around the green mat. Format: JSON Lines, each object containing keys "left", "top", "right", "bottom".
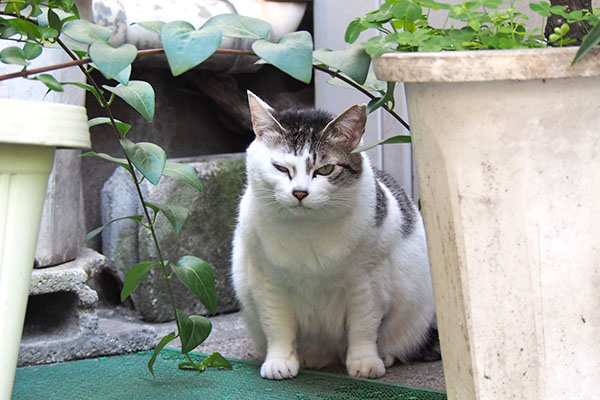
{"left": 13, "top": 348, "right": 446, "bottom": 399}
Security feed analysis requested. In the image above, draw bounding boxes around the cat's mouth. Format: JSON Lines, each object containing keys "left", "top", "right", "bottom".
{"left": 288, "top": 203, "right": 312, "bottom": 214}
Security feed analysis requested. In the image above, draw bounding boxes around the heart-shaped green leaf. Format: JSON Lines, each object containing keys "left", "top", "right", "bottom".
{"left": 177, "top": 310, "right": 212, "bottom": 354}
{"left": 113, "top": 64, "right": 131, "bottom": 85}
{"left": 135, "top": 21, "right": 165, "bottom": 35}
{"left": 313, "top": 43, "right": 371, "bottom": 84}
{"left": 89, "top": 41, "right": 137, "bottom": 80}
{"left": 119, "top": 138, "right": 166, "bottom": 185}
{"left": 104, "top": 81, "right": 155, "bottom": 122}
{"left": 172, "top": 256, "right": 217, "bottom": 314}
{"left": 161, "top": 21, "right": 222, "bottom": 76}
{"left": 163, "top": 161, "right": 203, "bottom": 193}
{"left": 62, "top": 19, "right": 111, "bottom": 45}
{"left": 202, "top": 14, "right": 271, "bottom": 39}
{"left": 252, "top": 31, "right": 313, "bottom": 84}
{"left": 121, "top": 261, "right": 160, "bottom": 302}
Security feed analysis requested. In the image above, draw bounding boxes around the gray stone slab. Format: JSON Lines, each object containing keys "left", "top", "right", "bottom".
{"left": 18, "top": 306, "right": 176, "bottom": 366}
{"left": 101, "top": 153, "right": 246, "bottom": 322}
{"left": 21, "top": 247, "right": 177, "bottom": 366}
{"left": 29, "top": 247, "right": 105, "bottom": 307}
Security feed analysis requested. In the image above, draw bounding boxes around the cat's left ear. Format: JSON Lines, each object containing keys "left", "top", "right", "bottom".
{"left": 322, "top": 104, "right": 367, "bottom": 152}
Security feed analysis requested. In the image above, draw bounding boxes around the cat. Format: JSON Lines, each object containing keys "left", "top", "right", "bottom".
{"left": 231, "top": 91, "right": 439, "bottom": 380}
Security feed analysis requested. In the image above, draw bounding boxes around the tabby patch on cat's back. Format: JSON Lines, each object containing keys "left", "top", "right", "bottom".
{"left": 231, "top": 91, "right": 439, "bottom": 381}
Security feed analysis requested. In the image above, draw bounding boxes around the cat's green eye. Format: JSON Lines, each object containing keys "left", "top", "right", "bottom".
{"left": 315, "top": 164, "right": 335, "bottom": 176}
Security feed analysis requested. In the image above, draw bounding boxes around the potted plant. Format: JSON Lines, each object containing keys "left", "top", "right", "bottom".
{"left": 331, "top": 1, "right": 600, "bottom": 398}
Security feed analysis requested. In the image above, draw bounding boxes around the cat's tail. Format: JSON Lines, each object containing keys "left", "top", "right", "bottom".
{"left": 409, "top": 322, "right": 442, "bottom": 362}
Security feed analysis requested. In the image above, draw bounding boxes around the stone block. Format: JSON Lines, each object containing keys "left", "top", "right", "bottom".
{"left": 20, "top": 248, "right": 177, "bottom": 366}
{"left": 101, "top": 153, "right": 246, "bottom": 322}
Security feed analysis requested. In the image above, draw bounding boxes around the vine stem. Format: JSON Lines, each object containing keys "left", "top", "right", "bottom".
{"left": 0, "top": 47, "right": 255, "bottom": 82}
{"left": 55, "top": 38, "right": 189, "bottom": 357}
{"left": 313, "top": 64, "right": 410, "bottom": 131}
{"left": 0, "top": 44, "right": 410, "bottom": 130}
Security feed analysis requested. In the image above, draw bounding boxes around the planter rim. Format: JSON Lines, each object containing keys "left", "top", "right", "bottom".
{"left": 373, "top": 46, "right": 600, "bottom": 83}
{"left": 0, "top": 98, "right": 90, "bottom": 149}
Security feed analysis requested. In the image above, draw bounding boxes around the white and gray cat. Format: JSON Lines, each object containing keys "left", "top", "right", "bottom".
{"left": 232, "top": 91, "right": 439, "bottom": 380}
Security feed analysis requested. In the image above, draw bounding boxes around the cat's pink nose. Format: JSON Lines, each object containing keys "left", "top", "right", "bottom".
{"left": 292, "top": 190, "right": 309, "bottom": 201}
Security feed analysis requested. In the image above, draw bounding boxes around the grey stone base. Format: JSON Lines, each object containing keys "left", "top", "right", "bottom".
{"left": 19, "top": 248, "right": 175, "bottom": 366}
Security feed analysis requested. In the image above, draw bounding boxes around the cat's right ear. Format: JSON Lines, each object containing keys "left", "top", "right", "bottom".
{"left": 247, "top": 91, "right": 284, "bottom": 143}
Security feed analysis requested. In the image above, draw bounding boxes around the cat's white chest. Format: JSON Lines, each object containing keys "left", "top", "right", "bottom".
{"left": 254, "top": 213, "right": 361, "bottom": 276}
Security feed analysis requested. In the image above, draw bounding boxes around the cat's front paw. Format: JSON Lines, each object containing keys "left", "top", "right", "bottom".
{"left": 260, "top": 356, "right": 300, "bottom": 380}
{"left": 346, "top": 355, "right": 386, "bottom": 379}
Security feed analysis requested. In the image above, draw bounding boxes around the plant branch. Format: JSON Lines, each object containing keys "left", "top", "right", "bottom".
{"left": 0, "top": 36, "right": 411, "bottom": 133}
{"left": 0, "top": 47, "right": 255, "bottom": 82}
{"left": 313, "top": 64, "right": 410, "bottom": 132}
{"left": 55, "top": 37, "right": 187, "bottom": 347}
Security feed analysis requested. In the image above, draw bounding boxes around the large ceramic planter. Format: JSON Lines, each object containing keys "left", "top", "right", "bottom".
{"left": 373, "top": 47, "right": 600, "bottom": 399}
{"left": 0, "top": 99, "right": 90, "bottom": 400}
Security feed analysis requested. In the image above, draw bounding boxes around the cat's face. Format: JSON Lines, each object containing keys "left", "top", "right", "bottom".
{"left": 246, "top": 91, "right": 367, "bottom": 219}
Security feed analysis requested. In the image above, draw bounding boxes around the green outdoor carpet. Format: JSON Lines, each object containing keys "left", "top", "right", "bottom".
{"left": 13, "top": 348, "right": 446, "bottom": 399}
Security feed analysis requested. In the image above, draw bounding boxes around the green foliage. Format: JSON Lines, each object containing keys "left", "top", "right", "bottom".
{"left": 176, "top": 309, "right": 212, "bottom": 354}
{"left": 83, "top": 215, "right": 144, "bottom": 243}
{"left": 0, "top": 0, "right": 308, "bottom": 382}
{"left": 202, "top": 14, "right": 271, "bottom": 39}
{"left": 160, "top": 21, "right": 222, "bottom": 76}
{"left": 0, "top": 46, "right": 29, "bottom": 65}
{"left": 200, "top": 352, "right": 233, "bottom": 370}
{"left": 62, "top": 19, "right": 112, "bottom": 44}
{"left": 347, "top": 0, "right": 598, "bottom": 54}
{"left": 163, "top": 161, "right": 203, "bottom": 193}
{"left": 88, "top": 117, "right": 131, "bottom": 136}
{"left": 145, "top": 202, "right": 190, "bottom": 235}
{"left": 352, "top": 134, "right": 412, "bottom": 153}
{"left": 252, "top": 31, "right": 314, "bottom": 84}
{"left": 172, "top": 256, "right": 218, "bottom": 314}
{"left": 120, "top": 261, "right": 160, "bottom": 302}
{"left": 33, "top": 73, "right": 63, "bottom": 91}
{"left": 179, "top": 352, "right": 233, "bottom": 371}
{"left": 148, "top": 332, "right": 177, "bottom": 378}
{"left": 104, "top": 81, "right": 155, "bottom": 122}
{"left": 313, "top": 43, "right": 371, "bottom": 85}
{"left": 575, "top": 21, "right": 600, "bottom": 62}
{"left": 119, "top": 138, "right": 166, "bottom": 185}
{"left": 89, "top": 41, "right": 137, "bottom": 80}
